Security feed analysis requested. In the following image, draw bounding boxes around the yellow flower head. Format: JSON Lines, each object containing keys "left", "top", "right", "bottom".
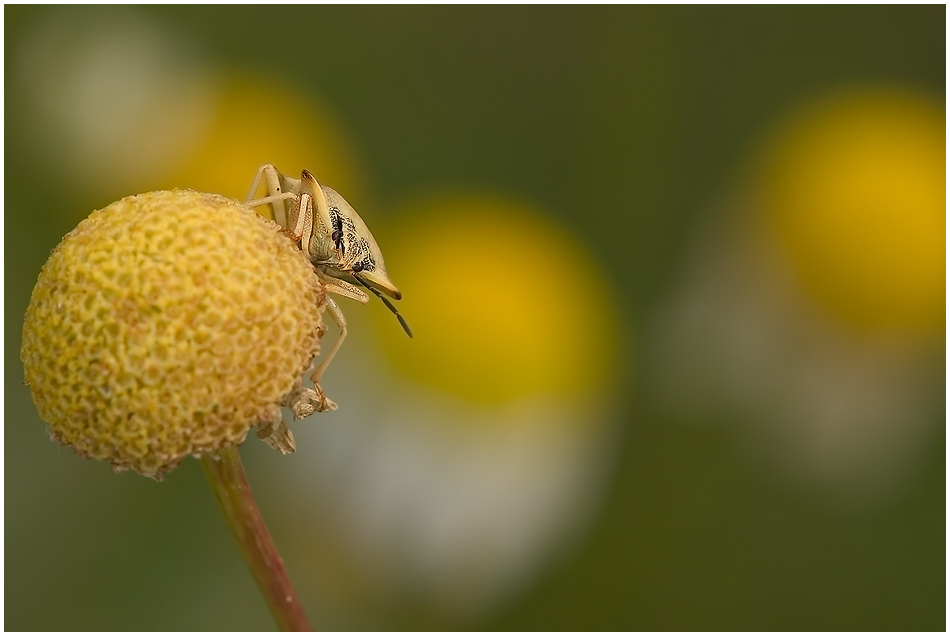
{"left": 21, "top": 190, "right": 326, "bottom": 479}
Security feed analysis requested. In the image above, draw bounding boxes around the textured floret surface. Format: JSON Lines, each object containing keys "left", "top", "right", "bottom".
{"left": 21, "top": 190, "right": 325, "bottom": 478}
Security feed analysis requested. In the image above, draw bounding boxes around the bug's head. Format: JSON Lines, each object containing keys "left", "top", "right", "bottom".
{"left": 350, "top": 261, "right": 402, "bottom": 300}
{"left": 301, "top": 171, "right": 411, "bottom": 337}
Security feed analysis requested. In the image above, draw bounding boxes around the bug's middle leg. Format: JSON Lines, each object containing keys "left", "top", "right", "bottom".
{"left": 311, "top": 295, "right": 348, "bottom": 389}
{"left": 292, "top": 277, "right": 369, "bottom": 416}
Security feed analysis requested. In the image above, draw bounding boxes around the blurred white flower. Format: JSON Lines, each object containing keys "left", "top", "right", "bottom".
{"left": 647, "top": 87, "right": 944, "bottom": 505}
{"left": 260, "top": 195, "right": 624, "bottom": 621}
{"left": 16, "top": 9, "right": 215, "bottom": 192}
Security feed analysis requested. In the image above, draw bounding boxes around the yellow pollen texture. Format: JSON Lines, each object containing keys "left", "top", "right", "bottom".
{"left": 21, "top": 190, "right": 325, "bottom": 478}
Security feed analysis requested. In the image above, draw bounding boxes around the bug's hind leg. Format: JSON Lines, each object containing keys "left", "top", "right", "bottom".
{"left": 291, "top": 296, "right": 347, "bottom": 418}
{"left": 245, "top": 163, "right": 297, "bottom": 228}
{"left": 257, "top": 410, "right": 296, "bottom": 454}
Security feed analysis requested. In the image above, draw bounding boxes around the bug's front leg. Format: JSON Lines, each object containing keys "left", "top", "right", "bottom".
{"left": 284, "top": 192, "right": 315, "bottom": 252}
{"left": 247, "top": 183, "right": 316, "bottom": 259}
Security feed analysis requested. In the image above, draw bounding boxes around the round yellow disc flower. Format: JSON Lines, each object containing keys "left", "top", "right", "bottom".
{"left": 21, "top": 190, "right": 327, "bottom": 479}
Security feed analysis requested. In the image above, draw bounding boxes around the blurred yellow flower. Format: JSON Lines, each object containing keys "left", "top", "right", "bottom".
{"left": 374, "top": 194, "right": 622, "bottom": 410}
{"left": 162, "top": 73, "right": 364, "bottom": 204}
{"left": 16, "top": 10, "right": 364, "bottom": 207}
{"left": 761, "top": 87, "right": 945, "bottom": 334}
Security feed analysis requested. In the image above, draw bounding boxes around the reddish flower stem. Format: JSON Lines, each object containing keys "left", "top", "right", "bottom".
{"left": 200, "top": 447, "right": 311, "bottom": 631}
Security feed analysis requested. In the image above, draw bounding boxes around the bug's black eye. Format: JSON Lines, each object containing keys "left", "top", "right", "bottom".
{"left": 351, "top": 261, "right": 364, "bottom": 273}
{"left": 331, "top": 229, "right": 344, "bottom": 254}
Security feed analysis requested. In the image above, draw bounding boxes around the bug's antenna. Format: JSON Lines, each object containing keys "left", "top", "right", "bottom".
{"left": 353, "top": 273, "right": 413, "bottom": 338}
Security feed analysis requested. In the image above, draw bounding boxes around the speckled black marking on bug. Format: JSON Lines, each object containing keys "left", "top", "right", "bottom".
{"left": 329, "top": 207, "right": 345, "bottom": 254}
{"left": 355, "top": 238, "right": 375, "bottom": 271}
{"left": 332, "top": 216, "right": 355, "bottom": 257}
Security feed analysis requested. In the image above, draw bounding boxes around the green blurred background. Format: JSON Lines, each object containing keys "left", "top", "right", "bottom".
{"left": 5, "top": 6, "right": 945, "bottom": 631}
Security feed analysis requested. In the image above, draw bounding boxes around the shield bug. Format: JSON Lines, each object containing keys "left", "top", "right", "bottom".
{"left": 245, "top": 164, "right": 411, "bottom": 414}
